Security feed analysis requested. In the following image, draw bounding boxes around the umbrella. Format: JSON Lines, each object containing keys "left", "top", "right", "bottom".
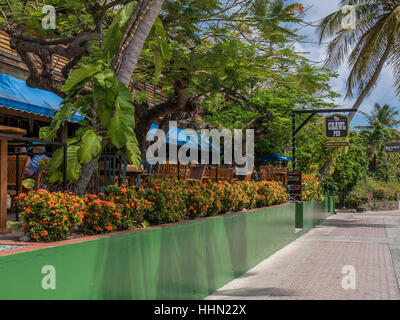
{"left": 258, "top": 153, "right": 292, "bottom": 162}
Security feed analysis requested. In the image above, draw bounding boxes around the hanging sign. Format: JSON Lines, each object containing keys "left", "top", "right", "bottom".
{"left": 325, "top": 114, "right": 349, "bottom": 138}
{"left": 325, "top": 141, "right": 349, "bottom": 147}
{"left": 287, "top": 171, "right": 302, "bottom": 201}
{"left": 385, "top": 142, "right": 400, "bottom": 153}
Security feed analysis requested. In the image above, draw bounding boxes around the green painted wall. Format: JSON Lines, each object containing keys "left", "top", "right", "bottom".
{"left": 0, "top": 200, "right": 331, "bottom": 300}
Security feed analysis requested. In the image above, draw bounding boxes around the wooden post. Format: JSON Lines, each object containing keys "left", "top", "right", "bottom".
{"left": 0, "top": 138, "right": 10, "bottom": 233}
{"left": 0, "top": 125, "right": 27, "bottom": 233}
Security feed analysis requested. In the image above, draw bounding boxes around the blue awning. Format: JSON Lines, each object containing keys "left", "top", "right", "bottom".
{"left": 0, "top": 73, "right": 63, "bottom": 118}
{"left": 258, "top": 153, "right": 292, "bottom": 161}
{"left": 149, "top": 123, "right": 220, "bottom": 152}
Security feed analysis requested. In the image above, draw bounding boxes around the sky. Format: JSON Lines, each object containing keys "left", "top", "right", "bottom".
{"left": 286, "top": 0, "right": 400, "bottom": 128}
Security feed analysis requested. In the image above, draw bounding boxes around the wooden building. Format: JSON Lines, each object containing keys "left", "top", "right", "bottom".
{"left": 0, "top": 30, "right": 168, "bottom": 140}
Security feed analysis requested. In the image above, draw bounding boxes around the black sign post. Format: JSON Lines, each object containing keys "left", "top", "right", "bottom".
{"left": 325, "top": 114, "right": 349, "bottom": 138}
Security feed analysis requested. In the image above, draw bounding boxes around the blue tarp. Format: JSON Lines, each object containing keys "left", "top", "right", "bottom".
{"left": 148, "top": 123, "right": 220, "bottom": 152}
{"left": 258, "top": 153, "right": 292, "bottom": 161}
{"left": 0, "top": 73, "right": 63, "bottom": 118}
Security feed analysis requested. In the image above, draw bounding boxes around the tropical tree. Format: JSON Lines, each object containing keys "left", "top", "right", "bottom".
{"left": 356, "top": 103, "right": 399, "bottom": 177}
{"left": 1, "top": 0, "right": 164, "bottom": 194}
{"left": 358, "top": 103, "right": 400, "bottom": 129}
{"left": 317, "top": 0, "right": 400, "bottom": 120}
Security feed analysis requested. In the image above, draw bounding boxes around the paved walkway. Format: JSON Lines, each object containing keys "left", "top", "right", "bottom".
{"left": 206, "top": 211, "right": 400, "bottom": 300}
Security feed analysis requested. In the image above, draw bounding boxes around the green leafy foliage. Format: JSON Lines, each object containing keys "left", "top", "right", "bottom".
{"left": 37, "top": 4, "right": 142, "bottom": 186}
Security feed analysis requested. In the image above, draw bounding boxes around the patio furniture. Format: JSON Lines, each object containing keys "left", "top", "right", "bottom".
{"left": 125, "top": 165, "right": 144, "bottom": 187}
{"left": 217, "top": 168, "right": 234, "bottom": 182}
{"left": 7, "top": 155, "right": 29, "bottom": 196}
{"left": 273, "top": 167, "right": 288, "bottom": 186}
{"left": 186, "top": 165, "right": 206, "bottom": 183}
{"left": 259, "top": 166, "right": 275, "bottom": 181}
{"left": 94, "top": 154, "right": 128, "bottom": 192}
{"left": 203, "top": 167, "right": 216, "bottom": 183}
{"left": 0, "top": 125, "right": 27, "bottom": 233}
{"left": 135, "top": 161, "right": 158, "bottom": 189}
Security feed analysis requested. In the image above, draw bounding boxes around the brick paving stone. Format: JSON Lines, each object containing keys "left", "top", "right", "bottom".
{"left": 268, "top": 242, "right": 400, "bottom": 300}
{"left": 207, "top": 211, "right": 400, "bottom": 300}
{"left": 328, "top": 217, "right": 387, "bottom": 239}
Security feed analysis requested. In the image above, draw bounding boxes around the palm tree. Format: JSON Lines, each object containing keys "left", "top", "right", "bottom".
{"left": 357, "top": 103, "right": 400, "bottom": 129}
{"left": 114, "top": 0, "right": 165, "bottom": 86}
{"left": 317, "top": 0, "right": 400, "bottom": 120}
{"left": 357, "top": 103, "right": 399, "bottom": 174}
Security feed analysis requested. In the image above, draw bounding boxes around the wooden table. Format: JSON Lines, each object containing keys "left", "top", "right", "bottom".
{"left": 0, "top": 125, "right": 27, "bottom": 233}
{"left": 125, "top": 165, "right": 144, "bottom": 187}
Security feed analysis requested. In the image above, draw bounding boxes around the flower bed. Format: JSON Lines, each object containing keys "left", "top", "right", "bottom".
{"left": 15, "top": 179, "right": 289, "bottom": 242}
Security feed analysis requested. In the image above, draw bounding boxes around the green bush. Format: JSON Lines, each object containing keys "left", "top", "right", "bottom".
{"left": 16, "top": 178, "right": 293, "bottom": 242}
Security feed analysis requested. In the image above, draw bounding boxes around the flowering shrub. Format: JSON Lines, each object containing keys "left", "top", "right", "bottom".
{"left": 256, "top": 181, "right": 288, "bottom": 207}
{"left": 16, "top": 178, "right": 289, "bottom": 242}
{"left": 15, "top": 190, "right": 84, "bottom": 242}
{"left": 302, "top": 174, "right": 323, "bottom": 201}
{"left": 345, "top": 177, "right": 399, "bottom": 208}
{"left": 80, "top": 195, "right": 125, "bottom": 234}
{"left": 144, "top": 178, "right": 189, "bottom": 224}
{"left": 102, "top": 185, "right": 153, "bottom": 227}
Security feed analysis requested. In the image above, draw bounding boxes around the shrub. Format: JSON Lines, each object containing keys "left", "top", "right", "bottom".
{"left": 15, "top": 190, "right": 84, "bottom": 242}
{"left": 143, "top": 178, "right": 189, "bottom": 224}
{"left": 345, "top": 188, "right": 370, "bottom": 208}
{"left": 302, "top": 174, "right": 323, "bottom": 201}
{"left": 344, "top": 177, "right": 399, "bottom": 208}
{"left": 256, "top": 180, "right": 288, "bottom": 207}
{"left": 80, "top": 195, "right": 127, "bottom": 234}
{"left": 16, "top": 178, "right": 290, "bottom": 242}
{"left": 102, "top": 185, "right": 153, "bottom": 227}
{"left": 186, "top": 182, "right": 220, "bottom": 218}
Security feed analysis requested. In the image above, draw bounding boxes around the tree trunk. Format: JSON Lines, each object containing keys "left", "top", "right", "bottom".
{"left": 319, "top": 159, "right": 332, "bottom": 178}
{"left": 69, "top": 0, "right": 164, "bottom": 195}
{"left": 72, "top": 157, "right": 100, "bottom": 196}
{"left": 116, "top": 0, "right": 165, "bottom": 86}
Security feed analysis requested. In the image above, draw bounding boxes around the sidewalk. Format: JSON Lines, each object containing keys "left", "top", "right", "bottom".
{"left": 206, "top": 211, "right": 400, "bottom": 300}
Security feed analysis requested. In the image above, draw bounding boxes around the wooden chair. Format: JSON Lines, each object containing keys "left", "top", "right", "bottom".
{"left": 217, "top": 168, "right": 234, "bottom": 183}
{"left": 259, "top": 166, "right": 274, "bottom": 173}
{"left": 273, "top": 167, "right": 288, "bottom": 186}
{"left": 186, "top": 165, "right": 206, "bottom": 183}
{"left": 157, "top": 163, "right": 178, "bottom": 179}
{"left": 259, "top": 171, "right": 274, "bottom": 181}
{"left": 204, "top": 167, "right": 216, "bottom": 183}
{"left": 157, "top": 163, "right": 191, "bottom": 180}
{"left": 7, "top": 155, "right": 29, "bottom": 196}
